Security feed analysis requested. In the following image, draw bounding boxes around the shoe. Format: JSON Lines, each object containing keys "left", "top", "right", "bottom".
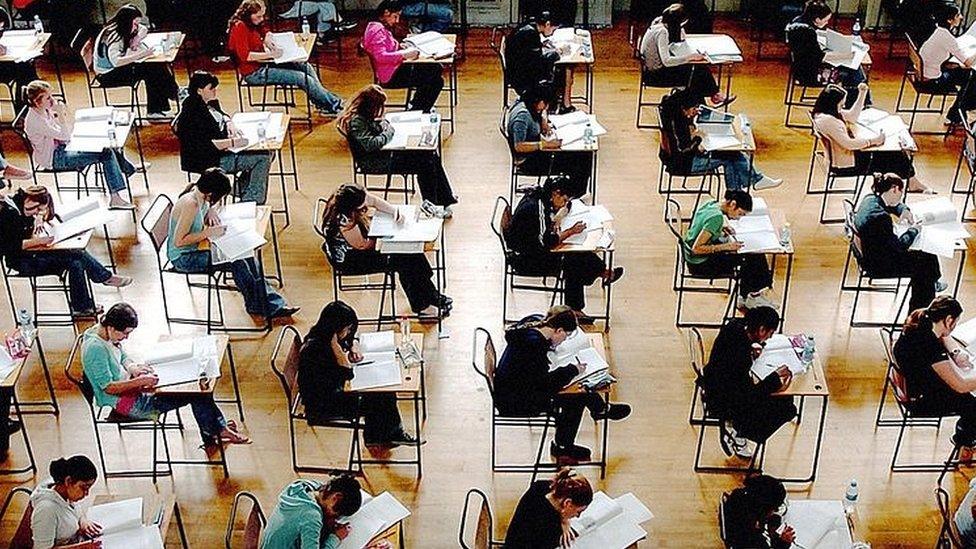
{"left": 71, "top": 305, "right": 104, "bottom": 319}
{"left": 101, "top": 275, "right": 132, "bottom": 288}
{"left": 317, "top": 108, "right": 340, "bottom": 118}
{"left": 145, "top": 111, "right": 170, "bottom": 121}
{"left": 732, "top": 438, "right": 755, "bottom": 459}
{"left": 936, "top": 279, "right": 950, "bottom": 293}
{"left": 387, "top": 430, "right": 424, "bottom": 447}
{"left": 435, "top": 294, "right": 453, "bottom": 308}
{"left": 592, "top": 403, "right": 631, "bottom": 421}
{"left": 5, "top": 420, "right": 21, "bottom": 436}
{"left": 602, "top": 266, "right": 624, "bottom": 287}
{"left": 549, "top": 441, "right": 591, "bottom": 461}
{"left": 108, "top": 197, "right": 136, "bottom": 210}
{"left": 335, "top": 19, "right": 358, "bottom": 32}
{"left": 134, "top": 162, "right": 151, "bottom": 174}
{"left": 753, "top": 176, "right": 783, "bottom": 191}
{"left": 737, "top": 292, "right": 779, "bottom": 310}
{"left": 575, "top": 311, "right": 595, "bottom": 325}
{"left": 417, "top": 307, "right": 449, "bottom": 322}
{"left": 719, "top": 420, "right": 736, "bottom": 457}
{"left": 268, "top": 306, "right": 300, "bottom": 319}
{"left": 212, "top": 55, "right": 231, "bottom": 63}
{"left": 440, "top": 205, "right": 453, "bottom": 219}
{"left": 557, "top": 105, "right": 577, "bottom": 115}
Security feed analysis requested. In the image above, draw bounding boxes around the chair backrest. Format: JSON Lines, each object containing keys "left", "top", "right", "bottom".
{"left": 225, "top": 491, "right": 267, "bottom": 549}
{"left": 312, "top": 197, "right": 329, "bottom": 239}
{"left": 687, "top": 327, "right": 705, "bottom": 379}
{"left": 70, "top": 28, "right": 96, "bottom": 76}
{"left": 63, "top": 333, "right": 97, "bottom": 406}
{"left": 882, "top": 330, "right": 914, "bottom": 407}
{"left": 936, "top": 486, "right": 965, "bottom": 549}
{"left": 270, "top": 325, "right": 304, "bottom": 412}
{"left": 489, "top": 196, "right": 513, "bottom": 255}
{"left": 1, "top": 487, "right": 33, "bottom": 549}
{"left": 140, "top": 195, "right": 175, "bottom": 256}
{"left": 0, "top": 8, "right": 12, "bottom": 33}
{"left": 664, "top": 199, "right": 688, "bottom": 261}
{"left": 906, "top": 33, "right": 924, "bottom": 81}
{"left": 459, "top": 488, "right": 495, "bottom": 549}
{"left": 962, "top": 115, "right": 976, "bottom": 178}
{"left": 471, "top": 327, "right": 498, "bottom": 395}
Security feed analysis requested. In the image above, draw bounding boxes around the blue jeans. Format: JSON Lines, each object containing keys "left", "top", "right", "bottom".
{"left": 8, "top": 250, "right": 112, "bottom": 312}
{"left": 123, "top": 392, "right": 227, "bottom": 445}
{"left": 280, "top": 1, "right": 337, "bottom": 32}
{"left": 691, "top": 152, "right": 762, "bottom": 191}
{"left": 52, "top": 144, "right": 134, "bottom": 194}
{"left": 401, "top": 1, "right": 453, "bottom": 32}
{"left": 219, "top": 151, "right": 272, "bottom": 204}
{"left": 244, "top": 63, "right": 342, "bottom": 113}
{"left": 170, "top": 250, "right": 287, "bottom": 317}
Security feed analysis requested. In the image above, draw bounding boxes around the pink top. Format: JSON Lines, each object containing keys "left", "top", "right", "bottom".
{"left": 24, "top": 107, "right": 71, "bottom": 169}
{"left": 363, "top": 21, "right": 403, "bottom": 84}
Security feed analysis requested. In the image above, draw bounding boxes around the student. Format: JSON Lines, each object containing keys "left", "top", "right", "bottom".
{"left": 722, "top": 474, "right": 795, "bottom": 549}
{"left": 897, "top": 0, "right": 943, "bottom": 47}
{"left": 278, "top": 0, "right": 357, "bottom": 41}
{"left": 298, "top": 301, "right": 418, "bottom": 446}
{"left": 363, "top": 0, "right": 444, "bottom": 113}
{"left": 955, "top": 476, "right": 976, "bottom": 546}
{"left": 639, "top": 3, "right": 734, "bottom": 107}
{"left": 227, "top": 0, "right": 343, "bottom": 115}
{"left": 660, "top": 89, "right": 782, "bottom": 191}
{"left": 321, "top": 184, "right": 451, "bottom": 319}
{"left": 336, "top": 84, "right": 457, "bottom": 215}
{"left": 0, "top": 12, "right": 39, "bottom": 114}
{"left": 700, "top": 307, "right": 797, "bottom": 458}
{"left": 24, "top": 80, "right": 137, "bottom": 210}
{"left": 261, "top": 476, "right": 363, "bottom": 549}
{"left": 167, "top": 168, "right": 298, "bottom": 320}
{"left": 0, "top": 186, "right": 131, "bottom": 318}
{"left": 505, "top": 11, "right": 574, "bottom": 112}
{"left": 506, "top": 83, "right": 592, "bottom": 198}
{"left": 504, "top": 468, "right": 592, "bottom": 549}
{"left": 854, "top": 173, "right": 942, "bottom": 312}
{"left": 494, "top": 306, "right": 631, "bottom": 461}
{"left": 683, "top": 190, "right": 776, "bottom": 310}
{"left": 401, "top": 0, "right": 454, "bottom": 32}
{"left": 82, "top": 302, "right": 251, "bottom": 445}
{"left": 918, "top": 3, "right": 976, "bottom": 125}
{"left": 893, "top": 297, "right": 976, "bottom": 451}
{"left": 785, "top": 0, "right": 870, "bottom": 108}
{"left": 812, "top": 83, "right": 932, "bottom": 192}
{"left": 30, "top": 455, "right": 100, "bottom": 549}
{"left": 93, "top": 4, "right": 180, "bottom": 119}
{"left": 174, "top": 70, "right": 272, "bottom": 205}
{"left": 505, "top": 176, "right": 624, "bottom": 321}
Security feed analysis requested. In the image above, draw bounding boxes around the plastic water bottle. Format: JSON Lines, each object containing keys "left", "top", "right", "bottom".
{"left": 852, "top": 19, "right": 861, "bottom": 37}
{"left": 400, "top": 316, "right": 411, "bottom": 338}
{"left": 32, "top": 15, "right": 43, "bottom": 35}
{"left": 801, "top": 336, "right": 815, "bottom": 365}
{"left": 740, "top": 113, "right": 752, "bottom": 134}
{"left": 583, "top": 122, "right": 594, "bottom": 146}
{"left": 843, "top": 479, "right": 859, "bottom": 513}
{"left": 301, "top": 17, "right": 311, "bottom": 38}
{"left": 429, "top": 107, "right": 438, "bottom": 125}
{"left": 257, "top": 121, "right": 267, "bottom": 143}
{"left": 779, "top": 222, "right": 792, "bottom": 247}
{"left": 107, "top": 124, "right": 117, "bottom": 148}
{"left": 16, "top": 308, "right": 34, "bottom": 342}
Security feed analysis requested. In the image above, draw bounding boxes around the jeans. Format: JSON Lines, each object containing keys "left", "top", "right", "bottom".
{"left": 52, "top": 144, "right": 134, "bottom": 195}
{"left": 280, "top": 1, "right": 338, "bottom": 32}
{"left": 400, "top": 1, "right": 454, "bottom": 32}
{"left": 9, "top": 250, "right": 112, "bottom": 311}
{"left": 119, "top": 392, "right": 227, "bottom": 445}
{"left": 170, "top": 250, "right": 287, "bottom": 317}
{"left": 691, "top": 152, "right": 762, "bottom": 191}
{"left": 219, "top": 151, "right": 272, "bottom": 204}
{"left": 384, "top": 63, "right": 444, "bottom": 113}
{"left": 245, "top": 63, "right": 342, "bottom": 113}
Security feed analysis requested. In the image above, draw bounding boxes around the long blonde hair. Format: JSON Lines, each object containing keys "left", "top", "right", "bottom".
{"left": 336, "top": 85, "right": 388, "bottom": 134}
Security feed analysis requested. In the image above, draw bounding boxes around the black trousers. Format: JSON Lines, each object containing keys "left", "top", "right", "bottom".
{"left": 913, "top": 390, "right": 976, "bottom": 446}
{"left": 340, "top": 249, "right": 439, "bottom": 313}
{"left": 306, "top": 392, "right": 404, "bottom": 442}
{"left": 686, "top": 253, "right": 773, "bottom": 298}
{"left": 510, "top": 251, "right": 604, "bottom": 310}
{"left": 553, "top": 392, "right": 605, "bottom": 447}
{"left": 517, "top": 151, "right": 593, "bottom": 198}
{"left": 96, "top": 63, "right": 178, "bottom": 114}
{"left": 731, "top": 398, "right": 797, "bottom": 443}
{"left": 865, "top": 250, "right": 941, "bottom": 311}
{"left": 0, "top": 387, "right": 11, "bottom": 452}
{"left": 837, "top": 150, "right": 917, "bottom": 180}
{"left": 385, "top": 63, "right": 444, "bottom": 113}
{"left": 642, "top": 65, "right": 719, "bottom": 101}
{"left": 0, "top": 61, "right": 39, "bottom": 112}
{"left": 391, "top": 151, "right": 457, "bottom": 207}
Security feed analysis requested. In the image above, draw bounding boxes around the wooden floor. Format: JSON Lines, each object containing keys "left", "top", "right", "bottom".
{"left": 0, "top": 17, "right": 970, "bottom": 547}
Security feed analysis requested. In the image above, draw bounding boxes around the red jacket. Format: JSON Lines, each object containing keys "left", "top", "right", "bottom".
{"left": 227, "top": 20, "right": 267, "bottom": 77}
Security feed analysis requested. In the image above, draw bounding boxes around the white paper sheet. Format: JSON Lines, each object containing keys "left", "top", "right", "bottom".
{"left": 349, "top": 360, "right": 401, "bottom": 390}
{"left": 734, "top": 229, "right": 784, "bottom": 254}
{"left": 569, "top": 492, "right": 652, "bottom": 549}
{"left": 48, "top": 199, "right": 112, "bottom": 243}
{"left": 782, "top": 500, "right": 852, "bottom": 549}
{"left": 953, "top": 317, "right": 976, "bottom": 348}
{"left": 100, "top": 525, "right": 164, "bottom": 549}
{"left": 86, "top": 498, "right": 143, "bottom": 536}
{"left": 269, "top": 32, "right": 308, "bottom": 63}
{"left": 229, "top": 112, "right": 284, "bottom": 152}
{"left": 0, "top": 30, "right": 44, "bottom": 61}
{"left": 210, "top": 218, "right": 266, "bottom": 264}
{"left": 359, "top": 331, "right": 396, "bottom": 353}
{"left": 219, "top": 201, "right": 258, "bottom": 221}
{"left": 337, "top": 492, "right": 411, "bottom": 549}
{"left": 404, "top": 31, "right": 455, "bottom": 58}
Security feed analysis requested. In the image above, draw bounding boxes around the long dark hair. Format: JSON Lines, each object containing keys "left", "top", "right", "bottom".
{"left": 103, "top": 4, "right": 143, "bottom": 52}
{"left": 870, "top": 172, "right": 905, "bottom": 195}
{"left": 903, "top": 296, "right": 962, "bottom": 335}
{"left": 733, "top": 474, "right": 786, "bottom": 522}
{"left": 101, "top": 302, "right": 138, "bottom": 331}
{"left": 660, "top": 3, "right": 687, "bottom": 44}
{"left": 321, "top": 184, "right": 368, "bottom": 233}
{"left": 50, "top": 455, "right": 98, "bottom": 485}
{"left": 800, "top": 0, "right": 832, "bottom": 24}
{"left": 306, "top": 301, "right": 359, "bottom": 349}
{"left": 180, "top": 168, "right": 231, "bottom": 202}
{"left": 549, "top": 468, "right": 593, "bottom": 506}
{"left": 510, "top": 305, "right": 579, "bottom": 334}
{"left": 935, "top": 2, "right": 960, "bottom": 29}
{"left": 812, "top": 85, "right": 846, "bottom": 121}
{"left": 336, "top": 85, "right": 387, "bottom": 135}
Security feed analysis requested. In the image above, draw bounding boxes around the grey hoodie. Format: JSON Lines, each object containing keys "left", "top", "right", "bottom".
{"left": 29, "top": 478, "right": 84, "bottom": 549}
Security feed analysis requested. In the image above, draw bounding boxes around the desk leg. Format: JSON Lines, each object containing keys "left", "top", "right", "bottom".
{"left": 600, "top": 393, "right": 609, "bottom": 478}
{"left": 778, "top": 396, "right": 828, "bottom": 484}
{"left": 953, "top": 249, "right": 967, "bottom": 297}
{"left": 779, "top": 254, "right": 795, "bottom": 332}
{"left": 225, "top": 343, "right": 245, "bottom": 421}
{"left": 414, "top": 392, "right": 423, "bottom": 478}
{"left": 603, "top": 249, "right": 613, "bottom": 333}
{"left": 269, "top": 214, "right": 284, "bottom": 288}
{"left": 590, "top": 149, "right": 598, "bottom": 204}
{"left": 288, "top": 126, "right": 300, "bottom": 191}
{"left": 174, "top": 501, "right": 190, "bottom": 549}
{"left": 274, "top": 149, "right": 290, "bottom": 229}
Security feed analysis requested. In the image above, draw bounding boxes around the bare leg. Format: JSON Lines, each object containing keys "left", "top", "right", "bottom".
{"left": 563, "top": 68, "right": 574, "bottom": 108}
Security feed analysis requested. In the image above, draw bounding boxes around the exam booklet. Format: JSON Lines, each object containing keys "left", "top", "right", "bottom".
{"left": 403, "top": 31, "right": 455, "bottom": 58}
{"left": 49, "top": 197, "right": 112, "bottom": 243}
{"left": 569, "top": 491, "right": 653, "bottom": 549}
{"left": 337, "top": 492, "right": 411, "bottom": 549}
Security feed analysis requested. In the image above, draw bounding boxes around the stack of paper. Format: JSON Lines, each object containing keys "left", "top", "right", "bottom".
{"left": 680, "top": 34, "right": 743, "bottom": 62}
{"left": 953, "top": 317, "right": 976, "bottom": 347}
{"left": 569, "top": 492, "right": 653, "bottom": 549}
{"left": 349, "top": 331, "right": 401, "bottom": 391}
{"left": 782, "top": 500, "right": 853, "bottom": 549}
{"left": 560, "top": 200, "right": 613, "bottom": 245}
{"left": 0, "top": 30, "right": 44, "bottom": 61}
{"left": 141, "top": 336, "right": 221, "bottom": 387}
{"left": 957, "top": 21, "right": 976, "bottom": 60}
{"left": 728, "top": 214, "right": 784, "bottom": 254}
{"left": 404, "top": 31, "right": 455, "bottom": 58}
{"left": 817, "top": 29, "right": 870, "bottom": 69}
{"left": 269, "top": 32, "right": 308, "bottom": 63}
{"left": 549, "top": 111, "right": 607, "bottom": 145}
{"left": 211, "top": 214, "right": 266, "bottom": 264}
{"left": 751, "top": 334, "right": 805, "bottom": 379}
{"left": 48, "top": 197, "right": 112, "bottom": 243}
{"left": 86, "top": 498, "right": 164, "bottom": 549}
{"left": 219, "top": 201, "right": 258, "bottom": 222}
{"left": 548, "top": 330, "right": 610, "bottom": 386}
{"left": 893, "top": 196, "right": 970, "bottom": 258}
{"left": 368, "top": 205, "right": 443, "bottom": 242}
{"left": 229, "top": 112, "right": 284, "bottom": 152}
{"left": 337, "top": 492, "right": 411, "bottom": 549}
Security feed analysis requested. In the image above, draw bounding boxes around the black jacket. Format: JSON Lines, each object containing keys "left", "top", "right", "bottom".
{"left": 0, "top": 194, "right": 34, "bottom": 262}
{"left": 785, "top": 17, "right": 825, "bottom": 86}
{"left": 659, "top": 91, "right": 701, "bottom": 174}
{"left": 297, "top": 333, "right": 354, "bottom": 423}
{"left": 723, "top": 488, "right": 791, "bottom": 549}
{"left": 506, "top": 189, "right": 558, "bottom": 258}
{"left": 174, "top": 94, "right": 228, "bottom": 174}
{"left": 493, "top": 315, "right": 577, "bottom": 415}
{"left": 503, "top": 480, "right": 563, "bottom": 549}
{"left": 700, "top": 319, "right": 783, "bottom": 417}
{"left": 853, "top": 194, "right": 916, "bottom": 273}
{"left": 504, "top": 24, "right": 559, "bottom": 95}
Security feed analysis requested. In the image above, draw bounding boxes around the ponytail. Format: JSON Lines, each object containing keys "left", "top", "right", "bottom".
{"left": 513, "top": 305, "right": 579, "bottom": 333}
{"left": 550, "top": 467, "right": 593, "bottom": 506}
{"left": 50, "top": 455, "right": 97, "bottom": 484}
{"left": 903, "top": 296, "right": 962, "bottom": 334}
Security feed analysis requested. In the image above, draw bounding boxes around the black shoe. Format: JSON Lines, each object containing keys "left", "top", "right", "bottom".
{"left": 718, "top": 420, "right": 735, "bottom": 457}
{"left": 70, "top": 305, "right": 104, "bottom": 320}
{"left": 268, "top": 306, "right": 300, "bottom": 319}
{"left": 388, "top": 431, "right": 424, "bottom": 447}
{"left": 603, "top": 267, "right": 624, "bottom": 287}
{"left": 549, "top": 441, "right": 591, "bottom": 461}
{"left": 557, "top": 105, "right": 577, "bottom": 115}
{"left": 592, "top": 403, "right": 631, "bottom": 421}
{"left": 5, "top": 420, "right": 21, "bottom": 436}
{"left": 435, "top": 294, "right": 453, "bottom": 308}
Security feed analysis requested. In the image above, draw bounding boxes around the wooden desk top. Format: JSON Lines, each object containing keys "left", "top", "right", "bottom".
{"left": 345, "top": 332, "right": 424, "bottom": 393}
{"left": 153, "top": 334, "right": 230, "bottom": 395}
{"left": 141, "top": 31, "right": 185, "bottom": 64}
{"left": 0, "top": 32, "right": 49, "bottom": 63}
{"left": 404, "top": 33, "right": 457, "bottom": 65}
{"left": 369, "top": 522, "right": 403, "bottom": 548}
{"left": 242, "top": 113, "right": 291, "bottom": 152}
{"left": 773, "top": 350, "right": 829, "bottom": 397}
{"left": 92, "top": 493, "right": 177, "bottom": 538}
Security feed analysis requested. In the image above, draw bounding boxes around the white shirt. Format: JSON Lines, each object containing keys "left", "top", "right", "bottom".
{"left": 918, "top": 26, "right": 968, "bottom": 80}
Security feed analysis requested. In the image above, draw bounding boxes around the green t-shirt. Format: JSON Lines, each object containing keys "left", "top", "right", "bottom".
{"left": 80, "top": 326, "right": 128, "bottom": 409}
{"left": 683, "top": 200, "right": 725, "bottom": 265}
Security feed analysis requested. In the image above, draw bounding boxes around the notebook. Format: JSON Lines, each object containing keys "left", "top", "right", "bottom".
{"left": 140, "top": 336, "right": 221, "bottom": 388}
{"left": 210, "top": 218, "right": 266, "bottom": 264}
{"left": 268, "top": 32, "right": 308, "bottom": 63}
{"left": 548, "top": 330, "right": 610, "bottom": 386}
{"left": 569, "top": 491, "right": 653, "bottom": 549}
{"left": 86, "top": 498, "right": 163, "bottom": 549}
{"left": 403, "top": 31, "right": 455, "bottom": 58}
{"left": 337, "top": 492, "right": 411, "bottom": 548}
{"left": 48, "top": 197, "right": 113, "bottom": 243}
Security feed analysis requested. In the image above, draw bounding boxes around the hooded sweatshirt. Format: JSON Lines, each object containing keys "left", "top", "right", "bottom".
{"left": 30, "top": 478, "right": 84, "bottom": 549}
{"left": 261, "top": 479, "right": 339, "bottom": 549}
{"left": 492, "top": 314, "right": 578, "bottom": 416}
